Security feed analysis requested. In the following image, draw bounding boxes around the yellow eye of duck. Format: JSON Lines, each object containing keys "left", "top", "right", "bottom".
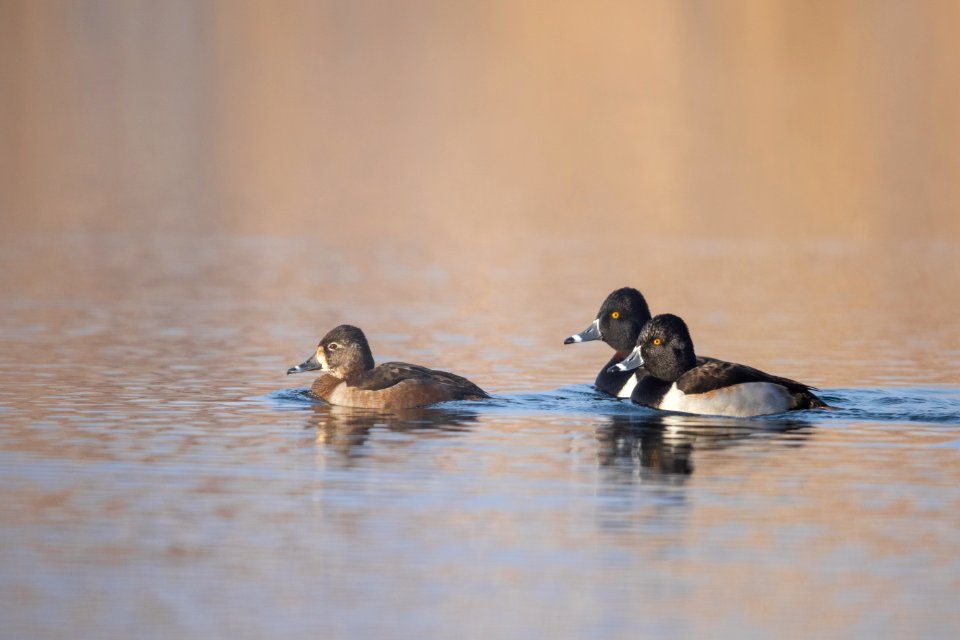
{"left": 611, "top": 311, "right": 620, "bottom": 319}
{"left": 652, "top": 337, "right": 662, "bottom": 346}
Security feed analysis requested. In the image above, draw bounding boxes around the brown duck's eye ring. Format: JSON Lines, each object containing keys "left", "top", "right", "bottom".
{"left": 327, "top": 342, "right": 340, "bottom": 350}
{"left": 611, "top": 311, "right": 620, "bottom": 319}
{"left": 652, "top": 337, "right": 662, "bottom": 346}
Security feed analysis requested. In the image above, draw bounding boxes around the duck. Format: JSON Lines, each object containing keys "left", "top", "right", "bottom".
{"left": 609, "top": 313, "right": 829, "bottom": 417}
{"left": 564, "top": 287, "right": 718, "bottom": 398}
{"left": 287, "top": 325, "right": 489, "bottom": 409}
{"left": 563, "top": 287, "right": 653, "bottom": 397}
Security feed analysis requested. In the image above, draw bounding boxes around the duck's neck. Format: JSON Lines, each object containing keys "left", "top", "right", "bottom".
{"left": 649, "top": 348, "right": 696, "bottom": 383}
{"left": 311, "top": 375, "right": 343, "bottom": 398}
{"left": 615, "top": 326, "right": 644, "bottom": 355}
{"left": 337, "top": 360, "right": 374, "bottom": 386}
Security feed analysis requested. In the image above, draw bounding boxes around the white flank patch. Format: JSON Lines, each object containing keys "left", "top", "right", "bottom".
{"left": 658, "top": 382, "right": 792, "bottom": 417}
{"left": 616, "top": 376, "right": 637, "bottom": 398}
{"left": 326, "top": 383, "right": 353, "bottom": 406}
{"left": 326, "top": 381, "right": 399, "bottom": 408}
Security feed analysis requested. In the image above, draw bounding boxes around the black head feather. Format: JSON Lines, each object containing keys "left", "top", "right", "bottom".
{"left": 596, "top": 287, "right": 652, "bottom": 353}
{"left": 637, "top": 314, "right": 697, "bottom": 382}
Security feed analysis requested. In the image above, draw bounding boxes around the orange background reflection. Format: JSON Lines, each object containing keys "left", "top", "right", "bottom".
{"left": 2, "top": 1, "right": 959, "bottom": 240}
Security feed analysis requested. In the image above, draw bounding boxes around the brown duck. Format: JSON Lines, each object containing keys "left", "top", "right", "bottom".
{"left": 287, "top": 325, "right": 489, "bottom": 409}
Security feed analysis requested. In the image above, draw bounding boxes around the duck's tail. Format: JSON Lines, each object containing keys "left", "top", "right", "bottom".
{"left": 794, "top": 390, "right": 833, "bottom": 410}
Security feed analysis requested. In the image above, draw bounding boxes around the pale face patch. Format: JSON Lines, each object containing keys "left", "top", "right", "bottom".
{"left": 316, "top": 346, "right": 330, "bottom": 371}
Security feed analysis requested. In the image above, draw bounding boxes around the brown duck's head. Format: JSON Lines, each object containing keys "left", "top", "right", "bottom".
{"left": 287, "top": 324, "right": 376, "bottom": 382}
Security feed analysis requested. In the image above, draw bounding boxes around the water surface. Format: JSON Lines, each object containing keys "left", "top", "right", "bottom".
{"left": 1, "top": 232, "right": 959, "bottom": 639}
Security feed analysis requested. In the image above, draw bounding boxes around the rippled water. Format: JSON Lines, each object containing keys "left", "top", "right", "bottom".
{"left": 1, "top": 232, "right": 959, "bottom": 639}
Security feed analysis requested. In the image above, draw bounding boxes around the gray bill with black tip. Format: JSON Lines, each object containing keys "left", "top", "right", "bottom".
{"left": 287, "top": 352, "right": 323, "bottom": 375}
{"left": 608, "top": 346, "right": 644, "bottom": 373}
{"left": 563, "top": 318, "right": 602, "bottom": 345}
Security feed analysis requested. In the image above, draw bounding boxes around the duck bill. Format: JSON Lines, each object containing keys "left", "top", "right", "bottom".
{"left": 287, "top": 352, "right": 324, "bottom": 375}
{"left": 608, "top": 346, "right": 643, "bottom": 373}
{"left": 564, "top": 319, "right": 602, "bottom": 345}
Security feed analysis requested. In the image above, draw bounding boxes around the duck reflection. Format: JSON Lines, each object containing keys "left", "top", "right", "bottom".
{"left": 301, "top": 402, "right": 480, "bottom": 459}
{"left": 595, "top": 412, "right": 813, "bottom": 484}
{"left": 593, "top": 412, "right": 815, "bottom": 535}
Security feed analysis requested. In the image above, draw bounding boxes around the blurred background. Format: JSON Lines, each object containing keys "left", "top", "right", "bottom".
{"left": 2, "top": 0, "right": 959, "bottom": 241}
{"left": 1, "top": 0, "right": 959, "bottom": 389}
